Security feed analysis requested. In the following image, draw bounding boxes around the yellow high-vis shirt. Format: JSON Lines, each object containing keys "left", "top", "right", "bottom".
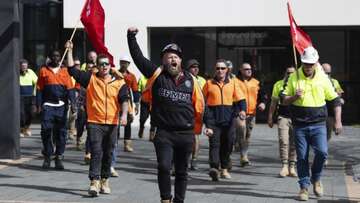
{"left": 283, "top": 65, "right": 338, "bottom": 107}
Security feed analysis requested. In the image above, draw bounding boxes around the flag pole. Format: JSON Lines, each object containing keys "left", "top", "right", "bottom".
{"left": 292, "top": 43, "right": 300, "bottom": 89}
{"left": 58, "top": 19, "right": 81, "bottom": 68}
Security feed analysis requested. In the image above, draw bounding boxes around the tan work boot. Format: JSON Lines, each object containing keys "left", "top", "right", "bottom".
{"left": 240, "top": 155, "right": 251, "bottom": 167}
{"left": 298, "top": 188, "right": 309, "bottom": 201}
{"left": 220, "top": 169, "right": 231, "bottom": 179}
{"left": 88, "top": 180, "right": 100, "bottom": 197}
{"left": 161, "top": 200, "right": 171, "bottom": 203}
{"left": 124, "top": 140, "right": 134, "bottom": 152}
{"left": 24, "top": 127, "right": 32, "bottom": 136}
{"left": 279, "top": 164, "right": 289, "bottom": 178}
{"left": 84, "top": 153, "right": 91, "bottom": 165}
{"left": 20, "top": 128, "right": 25, "bottom": 137}
{"left": 110, "top": 167, "right": 119, "bottom": 177}
{"left": 100, "top": 178, "right": 111, "bottom": 194}
{"left": 289, "top": 164, "right": 298, "bottom": 177}
{"left": 313, "top": 181, "right": 323, "bottom": 197}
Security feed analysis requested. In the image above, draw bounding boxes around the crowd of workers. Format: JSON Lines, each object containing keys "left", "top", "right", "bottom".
{"left": 18, "top": 27, "right": 344, "bottom": 202}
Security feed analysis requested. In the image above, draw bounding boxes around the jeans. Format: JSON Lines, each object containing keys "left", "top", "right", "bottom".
{"left": 294, "top": 123, "right": 328, "bottom": 189}
{"left": 40, "top": 105, "right": 68, "bottom": 157}
{"left": 87, "top": 123, "right": 117, "bottom": 180}
{"left": 208, "top": 120, "right": 236, "bottom": 169}
{"left": 153, "top": 128, "right": 193, "bottom": 203}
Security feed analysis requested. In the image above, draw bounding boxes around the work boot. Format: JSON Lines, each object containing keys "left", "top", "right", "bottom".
{"left": 100, "top": 178, "right": 111, "bottom": 194}
{"left": 54, "top": 155, "right": 64, "bottom": 170}
{"left": 190, "top": 159, "right": 198, "bottom": 171}
{"left": 220, "top": 169, "right": 231, "bottom": 179}
{"left": 289, "top": 164, "right": 298, "bottom": 177}
{"left": 20, "top": 128, "right": 25, "bottom": 137}
{"left": 84, "top": 153, "right": 91, "bottom": 165}
{"left": 110, "top": 167, "right": 119, "bottom": 177}
{"left": 124, "top": 140, "right": 134, "bottom": 152}
{"left": 24, "top": 127, "right": 32, "bottom": 137}
{"left": 138, "top": 127, "right": 144, "bottom": 139}
{"left": 209, "top": 168, "right": 219, "bottom": 181}
{"left": 240, "top": 155, "right": 251, "bottom": 167}
{"left": 149, "top": 131, "right": 156, "bottom": 142}
{"left": 313, "top": 181, "right": 323, "bottom": 197}
{"left": 298, "top": 188, "right": 309, "bottom": 201}
{"left": 279, "top": 163, "right": 289, "bottom": 178}
{"left": 161, "top": 200, "right": 171, "bottom": 203}
{"left": 42, "top": 156, "right": 51, "bottom": 169}
{"left": 88, "top": 179, "right": 100, "bottom": 197}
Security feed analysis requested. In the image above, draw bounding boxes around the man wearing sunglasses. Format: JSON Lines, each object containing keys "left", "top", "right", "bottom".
{"left": 281, "top": 47, "right": 342, "bottom": 201}
{"left": 203, "top": 59, "right": 246, "bottom": 181}
{"left": 36, "top": 50, "right": 76, "bottom": 170}
{"left": 234, "top": 63, "right": 266, "bottom": 167}
{"left": 127, "top": 27, "right": 204, "bottom": 203}
{"left": 321, "top": 63, "right": 345, "bottom": 166}
{"left": 65, "top": 41, "right": 129, "bottom": 197}
{"left": 268, "top": 66, "right": 297, "bottom": 178}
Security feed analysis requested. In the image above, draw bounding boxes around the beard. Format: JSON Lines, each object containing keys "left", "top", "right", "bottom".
{"left": 49, "top": 61, "right": 59, "bottom": 67}
{"left": 164, "top": 62, "right": 180, "bottom": 77}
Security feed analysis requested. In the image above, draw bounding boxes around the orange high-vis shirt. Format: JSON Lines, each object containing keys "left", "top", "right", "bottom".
{"left": 86, "top": 74, "right": 127, "bottom": 125}
{"left": 235, "top": 78, "right": 260, "bottom": 115}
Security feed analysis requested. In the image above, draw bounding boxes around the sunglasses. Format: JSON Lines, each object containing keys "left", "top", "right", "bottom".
{"left": 216, "top": 67, "right": 227, "bottom": 70}
{"left": 287, "top": 72, "right": 294, "bottom": 74}
{"left": 99, "top": 62, "right": 110, "bottom": 67}
{"left": 242, "top": 68, "right": 252, "bottom": 71}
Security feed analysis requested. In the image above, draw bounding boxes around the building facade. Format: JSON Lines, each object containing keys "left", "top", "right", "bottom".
{"left": 27, "top": 0, "right": 360, "bottom": 122}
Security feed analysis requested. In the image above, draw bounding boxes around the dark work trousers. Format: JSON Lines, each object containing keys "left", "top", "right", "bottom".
{"left": 153, "top": 128, "right": 194, "bottom": 203}
{"left": 76, "top": 108, "right": 90, "bottom": 153}
{"left": 20, "top": 96, "right": 33, "bottom": 128}
{"left": 76, "top": 108, "right": 87, "bottom": 139}
{"left": 41, "top": 105, "right": 68, "bottom": 157}
{"left": 139, "top": 101, "right": 155, "bottom": 132}
{"left": 87, "top": 123, "right": 117, "bottom": 180}
{"left": 140, "top": 101, "right": 150, "bottom": 128}
{"left": 209, "top": 119, "right": 236, "bottom": 170}
{"left": 123, "top": 113, "right": 133, "bottom": 140}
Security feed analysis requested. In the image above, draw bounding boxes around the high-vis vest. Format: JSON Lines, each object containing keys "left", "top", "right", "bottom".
{"left": 86, "top": 73, "right": 127, "bottom": 125}
{"left": 235, "top": 78, "right": 260, "bottom": 115}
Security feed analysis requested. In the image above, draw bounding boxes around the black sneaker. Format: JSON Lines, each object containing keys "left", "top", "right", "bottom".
{"left": 42, "top": 157, "right": 51, "bottom": 169}
{"left": 54, "top": 156, "right": 64, "bottom": 170}
{"left": 209, "top": 168, "right": 219, "bottom": 181}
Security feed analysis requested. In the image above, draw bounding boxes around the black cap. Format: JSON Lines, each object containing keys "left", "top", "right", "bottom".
{"left": 160, "top": 43, "right": 182, "bottom": 58}
{"left": 186, "top": 59, "right": 200, "bottom": 69}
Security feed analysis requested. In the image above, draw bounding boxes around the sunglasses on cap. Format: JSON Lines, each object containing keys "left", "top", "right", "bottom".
{"left": 216, "top": 67, "right": 227, "bottom": 70}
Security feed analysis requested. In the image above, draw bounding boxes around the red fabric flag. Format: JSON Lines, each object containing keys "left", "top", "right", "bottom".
{"left": 81, "top": 0, "right": 114, "bottom": 66}
{"left": 287, "top": 2, "right": 312, "bottom": 54}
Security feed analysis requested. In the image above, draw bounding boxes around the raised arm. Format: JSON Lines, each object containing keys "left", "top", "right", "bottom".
{"left": 65, "top": 41, "right": 92, "bottom": 88}
{"left": 127, "top": 27, "right": 158, "bottom": 78}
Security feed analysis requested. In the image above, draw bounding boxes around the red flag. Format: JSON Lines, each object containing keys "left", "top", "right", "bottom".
{"left": 287, "top": 2, "right": 312, "bottom": 54}
{"left": 81, "top": 0, "right": 114, "bottom": 66}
